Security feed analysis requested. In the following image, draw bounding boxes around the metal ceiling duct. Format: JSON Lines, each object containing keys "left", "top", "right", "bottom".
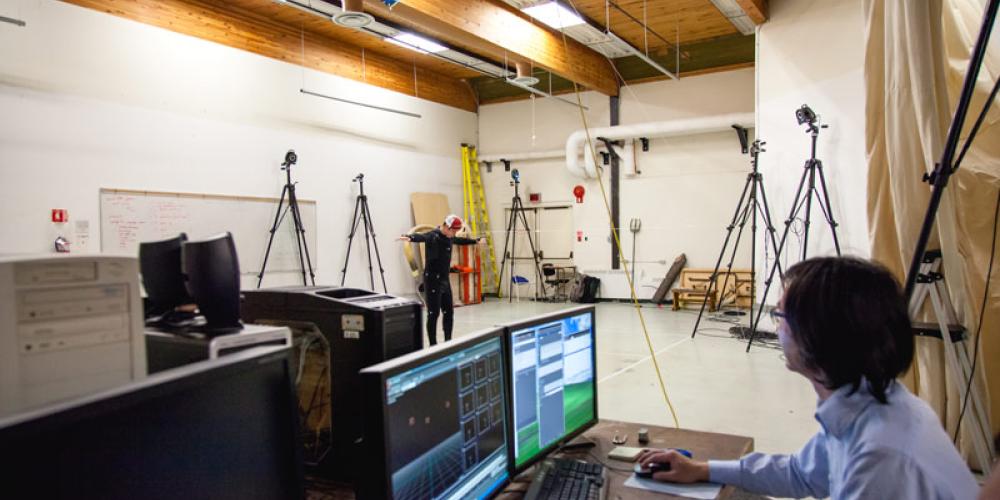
{"left": 333, "top": 0, "right": 373, "bottom": 28}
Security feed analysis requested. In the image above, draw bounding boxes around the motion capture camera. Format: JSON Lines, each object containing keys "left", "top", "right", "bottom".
{"left": 282, "top": 149, "right": 298, "bottom": 167}
{"left": 511, "top": 168, "right": 521, "bottom": 183}
{"left": 795, "top": 104, "right": 817, "bottom": 125}
{"left": 353, "top": 173, "right": 364, "bottom": 182}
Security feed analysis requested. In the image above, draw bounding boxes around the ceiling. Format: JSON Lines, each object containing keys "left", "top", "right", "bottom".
{"left": 64, "top": 0, "right": 764, "bottom": 110}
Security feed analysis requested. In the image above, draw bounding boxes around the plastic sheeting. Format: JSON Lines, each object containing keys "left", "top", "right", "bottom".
{"left": 864, "top": 0, "right": 1000, "bottom": 464}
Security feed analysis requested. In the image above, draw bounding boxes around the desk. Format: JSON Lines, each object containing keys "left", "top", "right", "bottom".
{"left": 497, "top": 420, "right": 754, "bottom": 500}
{"left": 305, "top": 420, "right": 754, "bottom": 500}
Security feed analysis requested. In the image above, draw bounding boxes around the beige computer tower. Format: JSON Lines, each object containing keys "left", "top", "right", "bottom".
{"left": 0, "top": 255, "right": 146, "bottom": 417}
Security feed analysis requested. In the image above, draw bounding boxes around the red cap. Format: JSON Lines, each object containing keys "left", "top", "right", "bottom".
{"left": 444, "top": 214, "right": 463, "bottom": 230}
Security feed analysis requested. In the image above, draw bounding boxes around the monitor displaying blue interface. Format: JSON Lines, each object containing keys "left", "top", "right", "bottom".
{"left": 377, "top": 332, "right": 508, "bottom": 500}
{"left": 508, "top": 307, "right": 597, "bottom": 470}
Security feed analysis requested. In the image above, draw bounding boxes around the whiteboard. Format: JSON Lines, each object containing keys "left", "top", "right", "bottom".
{"left": 100, "top": 188, "right": 318, "bottom": 274}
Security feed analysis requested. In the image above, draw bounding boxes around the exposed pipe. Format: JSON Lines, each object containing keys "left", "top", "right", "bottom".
{"left": 566, "top": 112, "right": 755, "bottom": 178}
{"left": 478, "top": 150, "right": 564, "bottom": 163}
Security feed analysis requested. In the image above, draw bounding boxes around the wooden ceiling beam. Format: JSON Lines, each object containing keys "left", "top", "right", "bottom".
{"left": 60, "top": 0, "right": 478, "bottom": 111}
{"left": 735, "top": 0, "right": 768, "bottom": 25}
{"left": 364, "top": 0, "right": 620, "bottom": 96}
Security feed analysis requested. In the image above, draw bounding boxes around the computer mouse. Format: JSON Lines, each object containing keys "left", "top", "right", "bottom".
{"left": 633, "top": 461, "right": 670, "bottom": 478}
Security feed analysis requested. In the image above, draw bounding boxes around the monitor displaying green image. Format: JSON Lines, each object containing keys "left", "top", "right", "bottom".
{"left": 506, "top": 307, "right": 597, "bottom": 471}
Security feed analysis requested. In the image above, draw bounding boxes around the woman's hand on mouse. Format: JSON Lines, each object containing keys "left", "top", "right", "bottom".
{"left": 635, "top": 449, "right": 710, "bottom": 483}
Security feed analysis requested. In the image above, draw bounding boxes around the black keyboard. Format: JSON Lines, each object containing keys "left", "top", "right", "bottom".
{"left": 524, "top": 458, "right": 606, "bottom": 500}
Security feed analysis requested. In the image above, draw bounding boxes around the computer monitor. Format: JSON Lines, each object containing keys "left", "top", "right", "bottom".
{"left": 504, "top": 306, "right": 598, "bottom": 472}
{"left": 358, "top": 329, "right": 510, "bottom": 500}
{"left": 182, "top": 232, "right": 242, "bottom": 333}
{"left": 138, "top": 233, "right": 192, "bottom": 317}
{"left": 0, "top": 346, "right": 303, "bottom": 500}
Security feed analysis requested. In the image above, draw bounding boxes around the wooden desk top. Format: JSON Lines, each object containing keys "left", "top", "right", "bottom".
{"left": 498, "top": 420, "right": 754, "bottom": 500}
{"left": 307, "top": 420, "right": 753, "bottom": 500}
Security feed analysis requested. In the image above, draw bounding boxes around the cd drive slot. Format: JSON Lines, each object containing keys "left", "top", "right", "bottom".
{"left": 18, "top": 313, "right": 128, "bottom": 340}
{"left": 21, "top": 285, "right": 127, "bottom": 304}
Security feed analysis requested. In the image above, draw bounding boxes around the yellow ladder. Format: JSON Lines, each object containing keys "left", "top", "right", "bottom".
{"left": 461, "top": 144, "right": 500, "bottom": 296}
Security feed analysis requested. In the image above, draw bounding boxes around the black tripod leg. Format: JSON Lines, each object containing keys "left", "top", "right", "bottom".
{"left": 516, "top": 200, "right": 547, "bottom": 300}
{"left": 755, "top": 175, "right": 785, "bottom": 280}
{"left": 360, "top": 201, "right": 375, "bottom": 290}
{"left": 801, "top": 162, "right": 817, "bottom": 261}
{"left": 288, "top": 187, "right": 315, "bottom": 286}
{"left": 692, "top": 173, "right": 753, "bottom": 337}
{"left": 341, "top": 196, "right": 364, "bottom": 286}
{"left": 814, "top": 160, "right": 842, "bottom": 256}
{"left": 499, "top": 199, "right": 518, "bottom": 302}
{"left": 719, "top": 202, "right": 752, "bottom": 308}
{"left": 258, "top": 185, "right": 289, "bottom": 288}
{"left": 749, "top": 176, "right": 759, "bottom": 337}
{"left": 747, "top": 165, "right": 811, "bottom": 351}
{"left": 363, "top": 199, "right": 389, "bottom": 293}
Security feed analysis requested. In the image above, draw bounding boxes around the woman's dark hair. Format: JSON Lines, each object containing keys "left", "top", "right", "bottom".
{"left": 782, "top": 256, "right": 913, "bottom": 403}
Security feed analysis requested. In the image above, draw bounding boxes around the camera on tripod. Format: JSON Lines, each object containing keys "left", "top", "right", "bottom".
{"left": 353, "top": 173, "right": 364, "bottom": 182}
{"left": 795, "top": 104, "right": 817, "bottom": 126}
{"left": 282, "top": 150, "right": 298, "bottom": 168}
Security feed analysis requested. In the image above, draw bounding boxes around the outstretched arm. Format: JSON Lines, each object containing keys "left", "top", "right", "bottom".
{"left": 453, "top": 235, "right": 484, "bottom": 245}
{"left": 400, "top": 232, "right": 430, "bottom": 243}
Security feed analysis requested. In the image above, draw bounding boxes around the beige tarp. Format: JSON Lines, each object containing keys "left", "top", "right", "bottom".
{"left": 864, "top": 0, "right": 1000, "bottom": 466}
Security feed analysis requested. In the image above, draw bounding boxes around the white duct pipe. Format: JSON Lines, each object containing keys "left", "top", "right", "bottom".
{"left": 566, "top": 112, "right": 755, "bottom": 179}
{"left": 583, "top": 140, "right": 635, "bottom": 178}
{"left": 478, "top": 150, "right": 564, "bottom": 163}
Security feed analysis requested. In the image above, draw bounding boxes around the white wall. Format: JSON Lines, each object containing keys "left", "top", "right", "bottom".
{"left": 479, "top": 69, "right": 756, "bottom": 299}
{"left": 755, "top": 0, "right": 869, "bottom": 303}
{"left": 0, "top": 0, "right": 475, "bottom": 293}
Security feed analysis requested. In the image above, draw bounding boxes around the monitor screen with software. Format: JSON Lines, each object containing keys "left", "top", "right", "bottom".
{"left": 0, "top": 346, "right": 303, "bottom": 500}
{"left": 505, "top": 306, "right": 597, "bottom": 472}
{"left": 358, "top": 329, "right": 510, "bottom": 500}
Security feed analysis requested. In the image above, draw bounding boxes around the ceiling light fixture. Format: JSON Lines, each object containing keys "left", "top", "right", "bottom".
{"left": 333, "top": 0, "right": 373, "bottom": 28}
{"left": 522, "top": 1, "right": 585, "bottom": 29}
{"left": 386, "top": 32, "right": 449, "bottom": 54}
{"left": 511, "top": 62, "right": 540, "bottom": 86}
{"left": 707, "top": 0, "right": 755, "bottom": 36}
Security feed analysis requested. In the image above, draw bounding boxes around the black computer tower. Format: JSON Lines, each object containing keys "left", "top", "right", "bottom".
{"left": 241, "top": 286, "right": 422, "bottom": 480}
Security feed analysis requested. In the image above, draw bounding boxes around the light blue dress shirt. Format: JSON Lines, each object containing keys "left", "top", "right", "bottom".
{"left": 709, "top": 381, "right": 979, "bottom": 499}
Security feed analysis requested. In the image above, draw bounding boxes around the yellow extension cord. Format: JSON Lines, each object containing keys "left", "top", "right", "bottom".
{"left": 555, "top": 10, "right": 681, "bottom": 429}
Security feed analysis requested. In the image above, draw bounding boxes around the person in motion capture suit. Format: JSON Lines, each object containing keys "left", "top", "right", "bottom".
{"left": 398, "top": 214, "right": 483, "bottom": 346}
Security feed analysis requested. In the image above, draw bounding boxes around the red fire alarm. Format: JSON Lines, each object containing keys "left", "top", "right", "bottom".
{"left": 573, "top": 185, "right": 585, "bottom": 203}
{"left": 576, "top": 230, "right": 583, "bottom": 242}
{"left": 529, "top": 193, "right": 541, "bottom": 203}
{"left": 51, "top": 209, "right": 68, "bottom": 223}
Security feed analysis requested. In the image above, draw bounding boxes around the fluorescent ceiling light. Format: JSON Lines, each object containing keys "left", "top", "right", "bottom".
{"left": 708, "top": 0, "right": 756, "bottom": 35}
{"left": 387, "top": 33, "right": 448, "bottom": 54}
{"left": 522, "top": 2, "right": 585, "bottom": 29}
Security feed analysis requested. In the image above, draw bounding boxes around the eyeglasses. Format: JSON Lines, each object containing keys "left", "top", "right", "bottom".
{"left": 769, "top": 309, "right": 788, "bottom": 325}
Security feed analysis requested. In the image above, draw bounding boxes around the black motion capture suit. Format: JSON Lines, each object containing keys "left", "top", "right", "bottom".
{"left": 406, "top": 228, "right": 478, "bottom": 345}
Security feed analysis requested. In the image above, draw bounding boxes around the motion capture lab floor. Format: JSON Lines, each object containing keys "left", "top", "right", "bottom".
{"left": 445, "top": 299, "right": 819, "bottom": 499}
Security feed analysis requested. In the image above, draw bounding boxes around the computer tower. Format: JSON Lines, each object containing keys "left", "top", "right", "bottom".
{"left": 0, "top": 255, "right": 146, "bottom": 418}
{"left": 241, "top": 286, "right": 422, "bottom": 480}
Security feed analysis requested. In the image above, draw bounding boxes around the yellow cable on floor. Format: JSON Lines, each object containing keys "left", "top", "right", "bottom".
{"left": 553, "top": 7, "right": 680, "bottom": 429}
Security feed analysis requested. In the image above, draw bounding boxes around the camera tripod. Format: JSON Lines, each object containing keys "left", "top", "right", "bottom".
{"left": 747, "top": 109, "right": 842, "bottom": 350}
{"left": 341, "top": 174, "right": 387, "bottom": 292}
{"left": 258, "top": 150, "right": 316, "bottom": 288}
{"left": 691, "top": 138, "right": 783, "bottom": 340}
{"left": 497, "top": 170, "right": 548, "bottom": 302}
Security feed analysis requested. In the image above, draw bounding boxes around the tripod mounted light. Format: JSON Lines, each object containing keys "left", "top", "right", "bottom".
{"left": 333, "top": 0, "right": 373, "bottom": 28}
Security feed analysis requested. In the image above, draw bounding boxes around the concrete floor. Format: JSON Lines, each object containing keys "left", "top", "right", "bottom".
{"left": 444, "top": 299, "right": 819, "bottom": 457}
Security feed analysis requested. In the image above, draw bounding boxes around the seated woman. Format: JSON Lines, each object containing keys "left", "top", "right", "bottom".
{"left": 638, "top": 257, "right": 979, "bottom": 499}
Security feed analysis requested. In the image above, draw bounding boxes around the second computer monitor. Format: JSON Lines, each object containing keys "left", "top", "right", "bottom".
{"left": 506, "top": 305, "right": 597, "bottom": 472}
